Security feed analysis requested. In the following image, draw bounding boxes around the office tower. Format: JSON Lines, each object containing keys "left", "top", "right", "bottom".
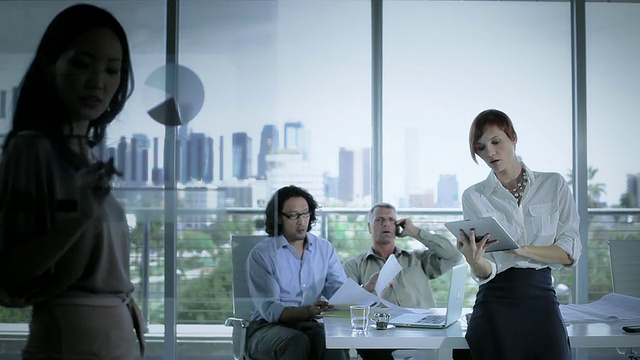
{"left": 179, "top": 123, "right": 189, "bottom": 184}
{"left": 205, "top": 137, "right": 214, "bottom": 183}
{"left": 265, "top": 152, "right": 324, "bottom": 203}
{"left": 219, "top": 135, "right": 224, "bottom": 181}
{"left": 152, "top": 137, "right": 163, "bottom": 185}
{"left": 132, "top": 134, "right": 150, "bottom": 183}
{"left": 232, "top": 132, "right": 252, "bottom": 180}
{"left": 405, "top": 128, "right": 420, "bottom": 195}
{"left": 627, "top": 173, "right": 640, "bottom": 207}
{"left": 116, "top": 136, "right": 127, "bottom": 177}
{"left": 258, "top": 124, "right": 279, "bottom": 179}
{"left": 338, "top": 147, "right": 371, "bottom": 203}
{"left": 284, "top": 121, "right": 309, "bottom": 160}
{"left": 186, "top": 132, "right": 213, "bottom": 182}
{"left": 323, "top": 172, "right": 339, "bottom": 200}
{"left": 437, "top": 174, "right": 459, "bottom": 208}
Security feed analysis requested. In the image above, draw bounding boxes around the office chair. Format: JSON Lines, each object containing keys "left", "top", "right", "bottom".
{"left": 608, "top": 239, "right": 640, "bottom": 298}
{"left": 608, "top": 239, "right": 640, "bottom": 360}
{"left": 224, "top": 235, "right": 265, "bottom": 360}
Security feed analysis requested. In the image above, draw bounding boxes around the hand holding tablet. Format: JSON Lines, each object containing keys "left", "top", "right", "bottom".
{"left": 444, "top": 217, "right": 519, "bottom": 252}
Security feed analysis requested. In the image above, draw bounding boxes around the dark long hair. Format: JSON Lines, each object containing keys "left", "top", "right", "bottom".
{"left": 4, "top": 3, "right": 134, "bottom": 152}
{"left": 264, "top": 185, "right": 319, "bottom": 237}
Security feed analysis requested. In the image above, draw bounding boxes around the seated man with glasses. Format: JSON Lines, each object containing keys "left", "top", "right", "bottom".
{"left": 245, "top": 185, "right": 349, "bottom": 360}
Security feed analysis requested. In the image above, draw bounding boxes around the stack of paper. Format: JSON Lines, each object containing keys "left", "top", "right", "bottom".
{"left": 559, "top": 293, "right": 640, "bottom": 323}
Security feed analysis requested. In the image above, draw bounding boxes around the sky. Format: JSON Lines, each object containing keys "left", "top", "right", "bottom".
{"left": 0, "top": 1, "right": 638, "bottom": 207}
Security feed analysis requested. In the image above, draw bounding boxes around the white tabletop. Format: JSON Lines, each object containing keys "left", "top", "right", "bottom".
{"left": 324, "top": 312, "right": 640, "bottom": 359}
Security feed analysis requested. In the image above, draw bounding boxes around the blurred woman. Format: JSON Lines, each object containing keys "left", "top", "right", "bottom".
{"left": 0, "top": 4, "right": 144, "bottom": 359}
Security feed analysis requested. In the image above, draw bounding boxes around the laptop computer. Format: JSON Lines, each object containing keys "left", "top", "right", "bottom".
{"left": 389, "top": 263, "right": 468, "bottom": 328}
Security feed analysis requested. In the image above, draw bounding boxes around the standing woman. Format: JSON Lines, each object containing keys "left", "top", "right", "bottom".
{"left": 457, "top": 109, "right": 581, "bottom": 360}
{"left": 0, "top": 4, "right": 144, "bottom": 359}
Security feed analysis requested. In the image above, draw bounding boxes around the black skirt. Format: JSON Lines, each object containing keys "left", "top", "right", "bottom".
{"left": 465, "top": 267, "right": 571, "bottom": 360}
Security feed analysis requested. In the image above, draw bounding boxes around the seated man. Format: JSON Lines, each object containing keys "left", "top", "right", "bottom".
{"left": 246, "top": 185, "right": 349, "bottom": 360}
{"left": 343, "top": 203, "right": 462, "bottom": 360}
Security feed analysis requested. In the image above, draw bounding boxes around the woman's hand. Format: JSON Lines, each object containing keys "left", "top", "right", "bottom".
{"left": 76, "top": 161, "right": 113, "bottom": 219}
{"left": 457, "top": 229, "right": 496, "bottom": 279}
{"left": 457, "top": 229, "right": 494, "bottom": 264}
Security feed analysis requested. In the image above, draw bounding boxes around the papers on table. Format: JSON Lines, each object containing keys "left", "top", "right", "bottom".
{"left": 328, "top": 254, "right": 425, "bottom": 314}
{"left": 559, "top": 292, "right": 640, "bottom": 323}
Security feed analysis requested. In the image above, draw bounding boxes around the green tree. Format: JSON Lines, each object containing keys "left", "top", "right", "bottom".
{"left": 566, "top": 166, "right": 606, "bottom": 208}
{"left": 620, "top": 192, "right": 638, "bottom": 209}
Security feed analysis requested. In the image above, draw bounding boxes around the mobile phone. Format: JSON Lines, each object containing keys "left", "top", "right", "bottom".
{"left": 395, "top": 221, "right": 405, "bottom": 236}
{"left": 622, "top": 325, "right": 640, "bottom": 333}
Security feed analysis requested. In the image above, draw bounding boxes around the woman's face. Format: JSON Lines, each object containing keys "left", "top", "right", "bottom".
{"left": 475, "top": 124, "right": 517, "bottom": 173}
{"left": 53, "top": 27, "right": 122, "bottom": 123}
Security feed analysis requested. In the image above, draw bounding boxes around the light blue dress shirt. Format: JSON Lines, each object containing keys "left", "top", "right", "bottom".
{"left": 247, "top": 232, "right": 346, "bottom": 323}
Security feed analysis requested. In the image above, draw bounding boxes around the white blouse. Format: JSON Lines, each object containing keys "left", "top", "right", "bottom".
{"left": 461, "top": 163, "right": 582, "bottom": 284}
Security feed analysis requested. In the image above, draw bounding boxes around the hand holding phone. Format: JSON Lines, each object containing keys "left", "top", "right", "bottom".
{"left": 395, "top": 220, "right": 405, "bottom": 236}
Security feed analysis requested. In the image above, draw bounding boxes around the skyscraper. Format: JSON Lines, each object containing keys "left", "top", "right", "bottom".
{"left": 338, "top": 147, "right": 371, "bottom": 203}
{"left": 437, "top": 174, "right": 459, "bottom": 208}
{"left": 258, "top": 124, "right": 279, "bottom": 179}
{"left": 186, "top": 133, "right": 213, "bottom": 182}
{"left": 130, "top": 133, "right": 150, "bottom": 185}
{"left": 232, "top": 132, "right": 252, "bottom": 180}
{"left": 219, "top": 135, "right": 224, "bottom": 181}
{"left": 152, "top": 137, "right": 163, "bottom": 185}
{"left": 284, "top": 121, "right": 308, "bottom": 160}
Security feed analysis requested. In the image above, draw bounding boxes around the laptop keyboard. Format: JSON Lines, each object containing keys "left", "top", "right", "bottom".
{"left": 417, "top": 314, "right": 446, "bottom": 324}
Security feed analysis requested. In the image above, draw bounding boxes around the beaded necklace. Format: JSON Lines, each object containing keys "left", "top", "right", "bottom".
{"left": 507, "top": 167, "right": 528, "bottom": 200}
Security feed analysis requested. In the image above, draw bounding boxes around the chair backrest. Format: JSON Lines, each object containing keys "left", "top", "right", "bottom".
{"left": 231, "top": 235, "right": 265, "bottom": 319}
{"left": 608, "top": 239, "right": 640, "bottom": 298}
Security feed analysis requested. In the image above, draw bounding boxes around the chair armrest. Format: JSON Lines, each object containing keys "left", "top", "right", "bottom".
{"left": 225, "top": 317, "right": 250, "bottom": 328}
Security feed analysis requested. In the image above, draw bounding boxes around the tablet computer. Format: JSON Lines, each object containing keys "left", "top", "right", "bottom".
{"left": 444, "top": 216, "right": 519, "bottom": 252}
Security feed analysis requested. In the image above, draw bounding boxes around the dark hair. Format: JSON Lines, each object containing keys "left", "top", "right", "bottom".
{"left": 264, "top": 185, "right": 319, "bottom": 237}
{"left": 469, "top": 109, "right": 517, "bottom": 163}
{"left": 4, "top": 3, "right": 134, "bottom": 152}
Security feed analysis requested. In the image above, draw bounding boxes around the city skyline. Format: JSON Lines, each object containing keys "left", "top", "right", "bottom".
{"left": 96, "top": 120, "right": 639, "bottom": 209}
{"left": 1, "top": 2, "right": 638, "bottom": 207}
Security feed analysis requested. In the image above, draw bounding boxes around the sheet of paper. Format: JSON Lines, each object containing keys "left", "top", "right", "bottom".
{"left": 559, "top": 293, "right": 640, "bottom": 323}
{"left": 328, "top": 277, "right": 379, "bottom": 308}
{"left": 375, "top": 254, "right": 402, "bottom": 296}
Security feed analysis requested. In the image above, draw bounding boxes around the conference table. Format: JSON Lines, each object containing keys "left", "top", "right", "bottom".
{"left": 323, "top": 309, "right": 640, "bottom": 360}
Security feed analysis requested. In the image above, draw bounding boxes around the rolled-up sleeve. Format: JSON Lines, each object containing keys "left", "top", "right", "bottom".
{"left": 553, "top": 177, "right": 582, "bottom": 267}
{"left": 246, "top": 248, "right": 285, "bottom": 323}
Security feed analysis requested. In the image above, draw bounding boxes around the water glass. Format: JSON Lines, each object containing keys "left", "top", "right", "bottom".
{"left": 350, "top": 305, "right": 370, "bottom": 331}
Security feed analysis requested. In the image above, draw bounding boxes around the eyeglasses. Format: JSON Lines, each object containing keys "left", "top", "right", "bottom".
{"left": 281, "top": 211, "right": 311, "bottom": 220}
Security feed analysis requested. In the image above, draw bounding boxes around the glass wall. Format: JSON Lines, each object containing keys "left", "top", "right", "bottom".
{"left": 383, "top": 2, "right": 573, "bottom": 208}
{"left": 585, "top": 3, "right": 640, "bottom": 302}
{"left": 0, "top": 0, "right": 639, "bottom": 359}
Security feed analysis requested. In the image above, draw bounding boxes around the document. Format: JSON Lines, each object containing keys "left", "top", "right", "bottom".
{"left": 329, "top": 254, "right": 417, "bottom": 315}
{"left": 375, "top": 254, "right": 402, "bottom": 295}
{"left": 327, "top": 278, "right": 379, "bottom": 308}
{"left": 559, "top": 293, "right": 640, "bottom": 323}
